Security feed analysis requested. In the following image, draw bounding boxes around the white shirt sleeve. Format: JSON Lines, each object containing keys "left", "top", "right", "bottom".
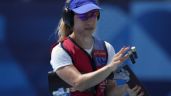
{"left": 50, "top": 43, "right": 73, "bottom": 72}
{"left": 104, "top": 41, "right": 115, "bottom": 64}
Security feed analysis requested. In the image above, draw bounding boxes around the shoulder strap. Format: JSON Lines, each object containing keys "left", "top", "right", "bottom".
{"left": 92, "top": 38, "right": 108, "bottom": 68}
{"left": 92, "top": 38, "right": 114, "bottom": 79}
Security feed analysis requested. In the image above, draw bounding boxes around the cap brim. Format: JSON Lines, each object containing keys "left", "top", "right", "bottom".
{"left": 72, "top": 3, "right": 101, "bottom": 14}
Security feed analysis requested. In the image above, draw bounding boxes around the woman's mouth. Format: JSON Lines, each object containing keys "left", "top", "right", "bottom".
{"left": 84, "top": 27, "right": 94, "bottom": 31}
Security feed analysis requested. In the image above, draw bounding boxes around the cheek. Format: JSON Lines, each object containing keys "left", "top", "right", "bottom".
{"left": 90, "top": 18, "right": 97, "bottom": 27}
{"left": 90, "top": 16, "right": 98, "bottom": 23}
{"left": 73, "top": 22, "right": 85, "bottom": 33}
{"left": 73, "top": 16, "right": 85, "bottom": 29}
{"left": 93, "top": 19, "right": 97, "bottom": 25}
{"left": 73, "top": 21, "right": 84, "bottom": 30}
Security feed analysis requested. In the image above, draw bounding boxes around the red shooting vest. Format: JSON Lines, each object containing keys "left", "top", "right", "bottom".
{"left": 61, "top": 37, "right": 113, "bottom": 96}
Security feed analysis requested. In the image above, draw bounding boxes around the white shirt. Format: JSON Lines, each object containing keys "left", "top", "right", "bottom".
{"left": 50, "top": 41, "right": 115, "bottom": 72}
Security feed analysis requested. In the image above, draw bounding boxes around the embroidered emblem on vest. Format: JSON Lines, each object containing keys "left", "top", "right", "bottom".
{"left": 93, "top": 50, "right": 107, "bottom": 67}
{"left": 93, "top": 50, "right": 107, "bottom": 57}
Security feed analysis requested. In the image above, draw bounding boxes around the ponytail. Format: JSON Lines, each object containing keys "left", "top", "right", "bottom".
{"left": 57, "top": 18, "right": 73, "bottom": 42}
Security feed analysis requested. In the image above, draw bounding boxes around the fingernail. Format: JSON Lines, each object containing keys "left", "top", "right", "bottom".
{"left": 127, "top": 46, "right": 131, "bottom": 49}
{"left": 123, "top": 46, "right": 126, "bottom": 48}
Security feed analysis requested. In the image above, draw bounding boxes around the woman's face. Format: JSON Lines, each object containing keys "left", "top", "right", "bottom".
{"left": 73, "top": 10, "right": 99, "bottom": 36}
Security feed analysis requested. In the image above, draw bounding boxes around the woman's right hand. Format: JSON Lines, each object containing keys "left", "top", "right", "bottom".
{"left": 108, "top": 47, "right": 130, "bottom": 71}
{"left": 127, "top": 85, "right": 144, "bottom": 96}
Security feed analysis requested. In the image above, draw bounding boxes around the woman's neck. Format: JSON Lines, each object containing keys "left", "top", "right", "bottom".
{"left": 70, "top": 33, "right": 93, "bottom": 49}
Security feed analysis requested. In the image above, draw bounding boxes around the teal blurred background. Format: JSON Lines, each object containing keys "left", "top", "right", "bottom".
{"left": 0, "top": 0, "right": 171, "bottom": 96}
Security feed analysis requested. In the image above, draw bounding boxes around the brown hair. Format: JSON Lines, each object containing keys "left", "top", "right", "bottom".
{"left": 57, "top": 18, "right": 73, "bottom": 42}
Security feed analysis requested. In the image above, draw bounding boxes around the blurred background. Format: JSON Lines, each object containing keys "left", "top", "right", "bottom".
{"left": 0, "top": 0, "right": 171, "bottom": 96}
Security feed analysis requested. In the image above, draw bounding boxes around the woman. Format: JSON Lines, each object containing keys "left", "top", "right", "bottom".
{"left": 50, "top": 0, "right": 144, "bottom": 96}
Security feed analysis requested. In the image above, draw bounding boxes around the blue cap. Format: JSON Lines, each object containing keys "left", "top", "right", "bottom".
{"left": 68, "top": 0, "right": 101, "bottom": 14}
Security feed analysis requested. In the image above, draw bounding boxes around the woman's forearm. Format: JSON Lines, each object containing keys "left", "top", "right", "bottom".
{"left": 73, "top": 65, "right": 115, "bottom": 91}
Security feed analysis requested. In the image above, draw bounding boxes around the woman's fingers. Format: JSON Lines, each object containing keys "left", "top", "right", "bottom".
{"left": 134, "top": 86, "right": 141, "bottom": 94}
{"left": 128, "top": 85, "right": 144, "bottom": 96}
{"left": 138, "top": 92, "right": 144, "bottom": 96}
{"left": 132, "top": 85, "right": 138, "bottom": 92}
{"left": 115, "top": 47, "right": 130, "bottom": 57}
{"left": 110, "top": 47, "right": 130, "bottom": 69}
{"left": 114, "top": 49, "right": 129, "bottom": 63}
{"left": 132, "top": 85, "right": 141, "bottom": 93}
{"left": 120, "top": 53, "right": 129, "bottom": 61}
{"left": 115, "top": 47, "right": 125, "bottom": 56}
{"left": 127, "top": 87, "right": 135, "bottom": 96}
